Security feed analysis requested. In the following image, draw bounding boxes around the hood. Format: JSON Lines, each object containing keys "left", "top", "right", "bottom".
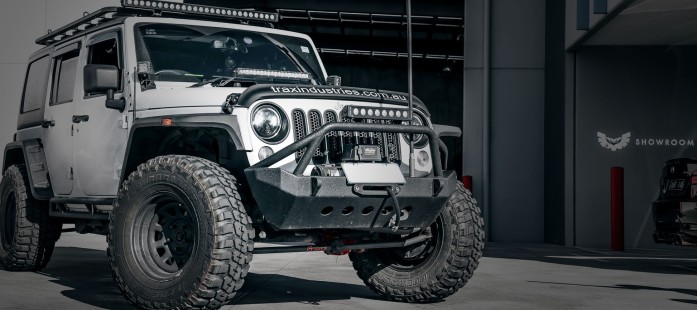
{"left": 235, "top": 84, "right": 431, "bottom": 117}
{"left": 137, "top": 85, "right": 245, "bottom": 110}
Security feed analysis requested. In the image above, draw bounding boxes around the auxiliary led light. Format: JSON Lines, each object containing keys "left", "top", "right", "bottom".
{"left": 258, "top": 146, "right": 275, "bottom": 160}
{"left": 417, "top": 151, "right": 430, "bottom": 167}
{"left": 121, "top": 0, "right": 279, "bottom": 22}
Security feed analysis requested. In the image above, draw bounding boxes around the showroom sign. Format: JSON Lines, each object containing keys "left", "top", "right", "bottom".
{"left": 597, "top": 131, "right": 695, "bottom": 151}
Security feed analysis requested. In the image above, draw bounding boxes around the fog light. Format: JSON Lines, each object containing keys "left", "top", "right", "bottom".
{"left": 417, "top": 151, "right": 429, "bottom": 167}
{"left": 258, "top": 146, "right": 274, "bottom": 160}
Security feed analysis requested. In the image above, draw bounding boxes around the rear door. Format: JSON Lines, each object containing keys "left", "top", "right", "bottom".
{"left": 43, "top": 42, "right": 82, "bottom": 195}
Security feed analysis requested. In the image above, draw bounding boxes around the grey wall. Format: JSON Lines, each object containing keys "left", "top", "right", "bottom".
{"left": 0, "top": 0, "right": 187, "bottom": 149}
{"left": 574, "top": 45, "right": 697, "bottom": 248}
{"left": 464, "top": 0, "right": 546, "bottom": 243}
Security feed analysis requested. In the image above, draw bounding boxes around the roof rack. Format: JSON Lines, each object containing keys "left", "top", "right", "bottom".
{"left": 37, "top": 0, "right": 279, "bottom": 46}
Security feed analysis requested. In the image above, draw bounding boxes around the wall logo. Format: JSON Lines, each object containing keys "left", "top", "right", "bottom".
{"left": 596, "top": 131, "right": 696, "bottom": 151}
{"left": 597, "top": 132, "right": 631, "bottom": 151}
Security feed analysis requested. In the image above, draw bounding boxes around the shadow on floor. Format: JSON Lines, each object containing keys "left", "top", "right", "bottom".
{"left": 528, "top": 282, "right": 697, "bottom": 306}
{"left": 230, "top": 272, "right": 379, "bottom": 306}
{"left": 40, "top": 247, "right": 135, "bottom": 310}
{"left": 40, "top": 247, "right": 379, "bottom": 309}
{"left": 483, "top": 243, "right": 697, "bottom": 275}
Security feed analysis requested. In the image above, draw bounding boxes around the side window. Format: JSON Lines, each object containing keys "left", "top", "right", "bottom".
{"left": 21, "top": 56, "right": 51, "bottom": 113}
{"left": 87, "top": 37, "right": 122, "bottom": 95}
{"left": 89, "top": 38, "right": 120, "bottom": 67}
{"left": 50, "top": 49, "right": 80, "bottom": 105}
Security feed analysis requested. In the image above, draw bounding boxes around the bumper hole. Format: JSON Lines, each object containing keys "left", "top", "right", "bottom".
{"left": 342, "top": 206, "right": 354, "bottom": 215}
{"left": 362, "top": 206, "right": 374, "bottom": 215}
{"left": 321, "top": 206, "right": 334, "bottom": 216}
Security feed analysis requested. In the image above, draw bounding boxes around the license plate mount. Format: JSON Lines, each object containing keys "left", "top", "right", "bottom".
{"left": 341, "top": 163, "right": 406, "bottom": 185}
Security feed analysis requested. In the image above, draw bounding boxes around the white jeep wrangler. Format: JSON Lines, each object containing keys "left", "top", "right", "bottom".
{"left": 0, "top": 1, "right": 484, "bottom": 309}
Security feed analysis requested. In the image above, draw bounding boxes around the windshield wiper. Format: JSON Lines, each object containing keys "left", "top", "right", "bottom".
{"left": 263, "top": 35, "right": 320, "bottom": 85}
{"left": 189, "top": 76, "right": 229, "bottom": 88}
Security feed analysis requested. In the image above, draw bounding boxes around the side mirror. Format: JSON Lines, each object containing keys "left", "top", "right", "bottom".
{"left": 326, "top": 75, "right": 342, "bottom": 86}
{"left": 84, "top": 64, "right": 125, "bottom": 112}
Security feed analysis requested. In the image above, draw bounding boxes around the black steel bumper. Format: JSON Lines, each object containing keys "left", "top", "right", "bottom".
{"left": 652, "top": 199, "right": 697, "bottom": 245}
{"left": 244, "top": 122, "right": 456, "bottom": 231}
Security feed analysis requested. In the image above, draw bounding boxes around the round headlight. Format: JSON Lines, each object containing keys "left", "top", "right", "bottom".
{"left": 252, "top": 104, "right": 288, "bottom": 143}
{"left": 402, "top": 113, "right": 428, "bottom": 148}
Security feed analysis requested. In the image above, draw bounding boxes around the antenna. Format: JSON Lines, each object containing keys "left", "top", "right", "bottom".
{"left": 407, "top": 0, "right": 416, "bottom": 177}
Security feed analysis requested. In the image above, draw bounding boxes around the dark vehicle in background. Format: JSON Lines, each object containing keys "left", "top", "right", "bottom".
{"left": 653, "top": 158, "right": 697, "bottom": 246}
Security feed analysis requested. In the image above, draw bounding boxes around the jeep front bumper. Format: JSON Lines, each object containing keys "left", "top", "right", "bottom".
{"left": 244, "top": 122, "right": 456, "bottom": 231}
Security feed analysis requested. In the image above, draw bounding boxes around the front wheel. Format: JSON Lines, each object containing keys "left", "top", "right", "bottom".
{"left": 108, "top": 156, "right": 254, "bottom": 310}
{"left": 349, "top": 182, "right": 485, "bottom": 302}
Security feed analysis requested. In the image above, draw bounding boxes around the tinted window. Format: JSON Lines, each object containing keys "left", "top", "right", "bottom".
{"left": 21, "top": 56, "right": 51, "bottom": 113}
{"left": 87, "top": 38, "right": 121, "bottom": 95}
{"left": 89, "top": 38, "right": 119, "bottom": 67}
{"left": 51, "top": 50, "right": 79, "bottom": 105}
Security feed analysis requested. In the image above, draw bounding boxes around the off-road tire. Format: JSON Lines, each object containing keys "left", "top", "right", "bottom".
{"left": 0, "top": 165, "right": 61, "bottom": 271}
{"left": 349, "top": 181, "right": 484, "bottom": 302}
{"left": 108, "top": 155, "right": 254, "bottom": 310}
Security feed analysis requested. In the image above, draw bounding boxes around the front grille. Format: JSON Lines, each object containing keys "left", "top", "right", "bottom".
{"left": 292, "top": 108, "right": 401, "bottom": 164}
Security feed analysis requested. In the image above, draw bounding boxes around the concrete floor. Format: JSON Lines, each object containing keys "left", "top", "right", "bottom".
{"left": 1, "top": 232, "right": 697, "bottom": 310}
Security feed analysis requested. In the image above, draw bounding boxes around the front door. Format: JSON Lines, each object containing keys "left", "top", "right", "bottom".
{"left": 72, "top": 30, "right": 129, "bottom": 197}
{"left": 43, "top": 42, "right": 81, "bottom": 195}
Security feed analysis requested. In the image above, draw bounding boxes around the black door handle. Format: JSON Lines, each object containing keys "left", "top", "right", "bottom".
{"left": 42, "top": 120, "right": 55, "bottom": 128}
{"left": 72, "top": 115, "right": 90, "bottom": 124}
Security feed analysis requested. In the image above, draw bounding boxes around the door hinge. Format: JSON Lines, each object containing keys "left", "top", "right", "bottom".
{"left": 119, "top": 115, "right": 129, "bottom": 129}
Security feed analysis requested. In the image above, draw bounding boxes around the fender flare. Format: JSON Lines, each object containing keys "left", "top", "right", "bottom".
{"left": 119, "top": 114, "right": 246, "bottom": 183}
{"left": 3, "top": 140, "right": 54, "bottom": 200}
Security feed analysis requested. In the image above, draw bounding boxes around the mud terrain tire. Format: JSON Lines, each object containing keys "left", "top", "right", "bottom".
{"left": 108, "top": 155, "right": 253, "bottom": 310}
{"left": 349, "top": 182, "right": 484, "bottom": 302}
{"left": 0, "top": 165, "right": 61, "bottom": 271}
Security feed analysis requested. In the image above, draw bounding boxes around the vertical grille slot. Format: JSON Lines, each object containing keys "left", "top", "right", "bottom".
{"left": 292, "top": 110, "right": 307, "bottom": 162}
{"left": 308, "top": 110, "right": 323, "bottom": 158}
{"left": 324, "top": 111, "right": 342, "bottom": 162}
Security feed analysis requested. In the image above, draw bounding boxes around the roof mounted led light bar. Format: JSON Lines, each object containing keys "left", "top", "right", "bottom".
{"left": 235, "top": 68, "right": 311, "bottom": 80}
{"left": 122, "top": 0, "right": 278, "bottom": 23}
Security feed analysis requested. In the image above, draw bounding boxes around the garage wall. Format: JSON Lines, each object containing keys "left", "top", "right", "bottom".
{"left": 464, "top": 0, "right": 547, "bottom": 243}
{"left": 575, "top": 45, "right": 697, "bottom": 248}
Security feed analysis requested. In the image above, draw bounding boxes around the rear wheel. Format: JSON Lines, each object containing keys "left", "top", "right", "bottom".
{"left": 349, "top": 182, "right": 484, "bottom": 302}
{"left": 0, "top": 165, "right": 61, "bottom": 271}
{"left": 108, "top": 155, "right": 254, "bottom": 310}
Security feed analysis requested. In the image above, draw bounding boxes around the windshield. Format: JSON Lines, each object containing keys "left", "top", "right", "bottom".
{"left": 134, "top": 23, "right": 325, "bottom": 85}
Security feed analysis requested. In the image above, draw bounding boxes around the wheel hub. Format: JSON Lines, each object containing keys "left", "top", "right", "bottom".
{"left": 137, "top": 198, "right": 197, "bottom": 277}
{"left": 175, "top": 230, "right": 186, "bottom": 243}
{"left": 1, "top": 191, "right": 16, "bottom": 251}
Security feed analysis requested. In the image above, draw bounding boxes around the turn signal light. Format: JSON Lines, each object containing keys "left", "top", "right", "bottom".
{"left": 161, "top": 118, "right": 174, "bottom": 126}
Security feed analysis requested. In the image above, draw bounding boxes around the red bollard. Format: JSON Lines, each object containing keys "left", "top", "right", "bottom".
{"left": 462, "top": 175, "right": 473, "bottom": 192}
{"left": 611, "top": 167, "right": 624, "bottom": 251}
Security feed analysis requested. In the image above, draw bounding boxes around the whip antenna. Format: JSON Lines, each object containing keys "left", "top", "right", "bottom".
{"left": 407, "top": 0, "right": 416, "bottom": 177}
